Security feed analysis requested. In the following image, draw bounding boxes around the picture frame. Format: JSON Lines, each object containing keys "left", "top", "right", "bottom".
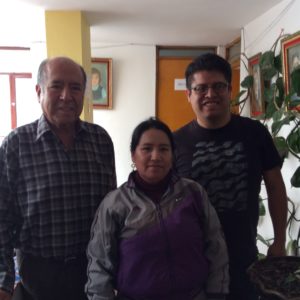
{"left": 249, "top": 53, "right": 264, "bottom": 116}
{"left": 281, "top": 31, "right": 300, "bottom": 97}
{"left": 91, "top": 58, "right": 112, "bottom": 109}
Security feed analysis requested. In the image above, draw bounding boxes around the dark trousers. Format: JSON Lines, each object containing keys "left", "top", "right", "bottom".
{"left": 17, "top": 251, "right": 88, "bottom": 300}
{"left": 226, "top": 264, "right": 259, "bottom": 300}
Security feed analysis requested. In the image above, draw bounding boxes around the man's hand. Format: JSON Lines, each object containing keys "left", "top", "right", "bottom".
{"left": 0, "top": 289, "right": 12, "bottom": 300}
{"left": 267, "top": 240, "right": 286, "bottom": 257}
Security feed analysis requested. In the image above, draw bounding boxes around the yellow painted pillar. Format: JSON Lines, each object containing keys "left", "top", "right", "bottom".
{"left": 45, "top": 11, "right": 93, "bottom": 122}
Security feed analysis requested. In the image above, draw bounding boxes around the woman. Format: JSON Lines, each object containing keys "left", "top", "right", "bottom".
{"left": 86, "top": 118, "right": 229, "bottom": 300}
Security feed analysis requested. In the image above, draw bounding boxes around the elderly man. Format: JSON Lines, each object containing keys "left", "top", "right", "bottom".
{"left": 0, "top": 57, "right": 116, "bottom": 300}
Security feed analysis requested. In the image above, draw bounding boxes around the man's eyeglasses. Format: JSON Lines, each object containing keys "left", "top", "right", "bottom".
{"left": 190, "top": 82, "right": 229, "bottom": 95}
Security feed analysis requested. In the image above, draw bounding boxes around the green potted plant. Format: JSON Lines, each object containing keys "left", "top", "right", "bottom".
{"left": 232, "top": 31, "right": 300, "bottom": 300}
{"left": 232, "top": 31, "right": 300, "bottom": 255}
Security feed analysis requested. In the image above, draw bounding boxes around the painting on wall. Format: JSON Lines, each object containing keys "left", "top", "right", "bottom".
{"left": 249, "top": 53, "right": 264, "bottom": 116}
{"left": 281, "top": 31, "right": 300, "bottom": 100}
{"left": 91, "top": 58, "right": 112, "bottom": 109}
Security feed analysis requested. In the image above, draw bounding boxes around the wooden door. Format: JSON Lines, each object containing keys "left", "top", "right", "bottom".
{"left": 226, "top": 37, "right": 241, "bottom": 115}
{"left": 157, "top": 57, "right": 194, "bottom": 131}
{"left": 230, "top": 59, "right": 240, "bottom": 115}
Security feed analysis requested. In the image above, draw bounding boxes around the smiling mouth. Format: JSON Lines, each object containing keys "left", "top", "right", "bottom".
{"left": 58, "top": 106, "right": 76, "bottom": 112}
{"left": 202, "top": 100, "right": 219, "bottom": 106}
{"left": 148, "top": 165, "right": 163, "bottom": 168}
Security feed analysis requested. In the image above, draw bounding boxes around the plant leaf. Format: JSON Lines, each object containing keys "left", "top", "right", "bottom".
{"left": 287, "top": 129, "right": 300, "bottom": 153}
{"left": 265, "top": 100, "right": 277, "bottom": 119}
{"left": 241, "top": 75, "right": 253, "bottom": 88}
{"left": 273, "top": 110, "right": 283, "bottom": 122}
{"left": 291, "top": 166, "right": 300, "bottom": 187}
{"left": 274, "top": 53, "right": 282, "bottom": 74}
{"left": 273, "top": 136, "right": 289, "bottom": 159}
{"left": 275, "top": 77, "right": 285, "bottom": 107}
{"left": 259, "top": 51, "right": 277, "bottom": 80}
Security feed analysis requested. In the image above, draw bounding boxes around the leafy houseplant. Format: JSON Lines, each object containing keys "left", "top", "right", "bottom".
{"left": 247, "top": 256, "right": 300, "bottom": 300}
{"left": 231, "top": 33, "right": 300, "bottom": 300}
{"left": 232, "top": 32, "right": 300, "bottom": 256}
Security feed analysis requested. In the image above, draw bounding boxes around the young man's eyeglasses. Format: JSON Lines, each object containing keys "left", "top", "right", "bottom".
{"left": 190, "top": 82, "right": 229, "bottom": 95}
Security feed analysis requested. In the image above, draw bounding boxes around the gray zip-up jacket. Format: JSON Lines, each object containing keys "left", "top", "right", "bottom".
{"left": 86, "top": 172, "right": 229, "bottom": 300}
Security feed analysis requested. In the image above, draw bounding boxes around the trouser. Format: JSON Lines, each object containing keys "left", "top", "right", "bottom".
{"left": 226, "top": 263, "right": 259, "bottom": 300}
{"left": 17, "top": 250, "right": 88, "bottom": 300}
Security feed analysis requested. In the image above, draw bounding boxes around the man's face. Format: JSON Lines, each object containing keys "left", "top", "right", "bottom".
{"left": 186, "top": 70, "right": 232, "bottom": 128}
{"left": 36, "top": 58, "right": 85, "bottom": 130}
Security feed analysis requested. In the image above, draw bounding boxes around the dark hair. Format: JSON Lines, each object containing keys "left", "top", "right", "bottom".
{"left": 185, "top": 53, "right": 232, "bottom": 90}
{"left": 130, "top": 117, "right": 175, "bottom": 153}
{"left": 37, "top": 57, "right": 87, "bottom": 91}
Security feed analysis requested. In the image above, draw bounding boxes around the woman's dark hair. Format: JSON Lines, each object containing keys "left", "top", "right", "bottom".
{"left": 130, "top": 117, "right": 175, "bottom": 153}
{"left": 185, "top": 53, "right": 232, "bottom": 90}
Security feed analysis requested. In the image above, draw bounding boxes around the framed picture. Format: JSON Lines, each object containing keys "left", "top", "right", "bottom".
{"left": 249, "top": 53, "right": 264, "bottom": 116}
{"left": 91, "top": 58, "right": 112, "bottom": 109}
{"left": 281, "top": 31, "right": 300, "bottom": 98}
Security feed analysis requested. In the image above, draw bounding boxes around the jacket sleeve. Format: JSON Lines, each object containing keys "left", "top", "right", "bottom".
{"left": 0, "top": 137, "right": 18, "bottom": 294}
{"left": 86, "top": 193, "right": 119, "bottom": 300}
{"left": 200, "top": 187, "right": 229, "bottom": 299}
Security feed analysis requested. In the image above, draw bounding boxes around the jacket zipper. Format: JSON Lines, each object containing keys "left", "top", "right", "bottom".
{"left": 155, "top": 202, "right": 176, "bottom": 295}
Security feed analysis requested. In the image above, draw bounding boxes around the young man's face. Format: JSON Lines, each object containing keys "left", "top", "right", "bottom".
{"left": 186, "top": 70, "right": 232, "bottom": 129}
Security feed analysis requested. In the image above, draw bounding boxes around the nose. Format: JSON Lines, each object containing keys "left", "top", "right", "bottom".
{"left": 59, "top": 86, "right": 72, "bottom": 101}
{"left": 151, "top": 149, "right": 161, "bottom": 160}
{"left": 205, "top": 86, "right": 217, "bottom": 97}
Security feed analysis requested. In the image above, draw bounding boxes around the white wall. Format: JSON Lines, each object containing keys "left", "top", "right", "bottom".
{"left": 91, "top": 45, "right": 156, "bottom": 185}
{"left": 241, "top": 0, "right": 300, "bottom": 254}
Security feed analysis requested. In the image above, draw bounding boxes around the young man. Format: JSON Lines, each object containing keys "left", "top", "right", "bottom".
{"left": 0, "top": 57, "right": 116, "bottom": 300}
{"left": 173, "top": 53, "right": 287, "bottom": 300}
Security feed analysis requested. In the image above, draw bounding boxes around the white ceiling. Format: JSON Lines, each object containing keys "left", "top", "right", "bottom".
{"left": 0, "top": 0, "right": 284, "bottom": 48}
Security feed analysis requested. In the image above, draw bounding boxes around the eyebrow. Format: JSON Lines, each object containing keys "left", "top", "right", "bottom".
{"left": 141, "top": 143, "right": 171, "bottom": 147}
{"left": 50, "top": 80, "right": 83, "bottom": 86}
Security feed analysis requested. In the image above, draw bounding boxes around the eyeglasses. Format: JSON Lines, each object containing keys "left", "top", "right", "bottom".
{"left": 190, "top": 82, "right": 229, "bottom": 95}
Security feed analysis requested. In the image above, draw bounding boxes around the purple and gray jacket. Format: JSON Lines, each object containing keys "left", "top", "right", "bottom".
{"left": 86, "top": 172, "right": 229, "bottom": 300}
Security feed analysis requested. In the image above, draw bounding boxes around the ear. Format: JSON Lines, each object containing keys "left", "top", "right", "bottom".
{"left": 131, "top": 152, "right": 135, "bottom": 164}
{"left": 36, "top": 84, "right": 42, "bottom": 103}
{"left": 185, "top": 89, "right": 192, "bottom": 103}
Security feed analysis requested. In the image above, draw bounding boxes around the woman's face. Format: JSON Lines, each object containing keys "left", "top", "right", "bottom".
{"left": 132, "top": 128, "right": 173, "bottom": 184}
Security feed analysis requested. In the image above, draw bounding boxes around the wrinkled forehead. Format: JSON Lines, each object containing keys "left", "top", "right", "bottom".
{"left": 46, "top": 59, "right": 85, "bottom": 84}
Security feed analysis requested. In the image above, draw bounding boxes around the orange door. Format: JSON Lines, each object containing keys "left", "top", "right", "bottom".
{"left": 157, "top": 57, "right": 194, "bottom": 131}
{"left": 230, "top": 59, "right": 240, "bottom": 115}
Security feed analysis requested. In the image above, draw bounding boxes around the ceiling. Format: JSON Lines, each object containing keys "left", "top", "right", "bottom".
{"left": 0, "top": 0, "right": 284, "bottom": 48}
